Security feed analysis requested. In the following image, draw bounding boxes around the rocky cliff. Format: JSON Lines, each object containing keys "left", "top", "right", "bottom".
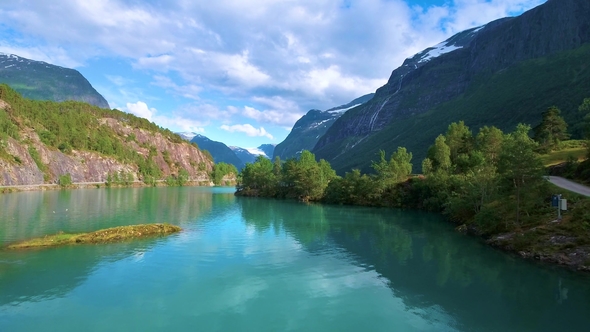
{"left": 314, "top": 0, "right": 590, "bottom": 174}
{"left": 0, "top": 94, "right": 213, "bottom": 186}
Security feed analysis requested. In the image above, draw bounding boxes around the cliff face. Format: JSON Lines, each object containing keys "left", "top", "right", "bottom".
{"left": 313, "top": 0, "right": 590, "bottom": 173}
{"left": 0, "top": 115, "right": 213, "bottom": 186}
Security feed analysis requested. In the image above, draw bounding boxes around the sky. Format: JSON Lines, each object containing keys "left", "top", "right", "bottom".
{"left": 0, "top": 0, "right": 546, "bottom": 149}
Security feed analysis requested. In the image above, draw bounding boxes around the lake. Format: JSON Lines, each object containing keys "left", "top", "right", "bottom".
{"left": 1, "top": 187, "right": 589, "bottom": 331}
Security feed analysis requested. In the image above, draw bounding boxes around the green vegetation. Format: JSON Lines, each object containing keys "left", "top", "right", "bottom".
{"left": 238, "top": 108, "right": 590, "bottom": 268}
{"left": 58, "top": 173, "right": 72, "bottom": 187}
{"left": 106, "top": 171, "right": 135, "bottom": 187}
{"left": 211, "top": 162, "right": 238, "bottom": 186}
{"left": 5, "top": 224, "right": 181, "bottom": 250}
{"left": 540, "top": 146, "right": 587, "bottom": 166}
{"left": 0, "top": 84, "right": 199, "bottom": 185}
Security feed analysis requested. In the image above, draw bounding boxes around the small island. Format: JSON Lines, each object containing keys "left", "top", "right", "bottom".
{"left": 5, "top": 223, "right": 182, "bottom": 250}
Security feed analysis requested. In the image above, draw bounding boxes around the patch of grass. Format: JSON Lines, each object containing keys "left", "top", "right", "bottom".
{"left": 540, "top": 147, "right": 587, "bottom": 166}
{"left": 5, "top": 223, "right": 181, "bottom": 250}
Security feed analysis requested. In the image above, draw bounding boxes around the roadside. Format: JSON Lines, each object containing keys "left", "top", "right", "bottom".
{"left": 547, "top": 176, "right": 590, "bottom": 197}
{"left": 486, "top": 176, "right": 590, "bottom": 271}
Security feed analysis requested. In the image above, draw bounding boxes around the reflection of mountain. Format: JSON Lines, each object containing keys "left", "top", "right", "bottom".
{"left": 236, "top": 198, "right": 590, "bottom": 331}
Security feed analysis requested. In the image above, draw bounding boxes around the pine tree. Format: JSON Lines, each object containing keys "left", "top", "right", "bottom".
{"left": 533, "top": 106, "right": 569, "bottom": 151}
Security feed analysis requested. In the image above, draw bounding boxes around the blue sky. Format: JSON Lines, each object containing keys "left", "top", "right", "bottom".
{"left": 0, "top": 0, "right": 545, "bottom": 149}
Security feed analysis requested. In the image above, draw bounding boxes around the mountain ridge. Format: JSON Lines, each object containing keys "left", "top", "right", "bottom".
{"left": 0, "top": 53, "right": 109, "bottom": 109}
{"left": 313, "top": 0, "right": 590, "bottom": 174}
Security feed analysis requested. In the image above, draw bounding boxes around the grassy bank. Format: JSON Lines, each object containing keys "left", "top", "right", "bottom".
{"left": 5, "top": 223, "right": 181, "bottom": 250}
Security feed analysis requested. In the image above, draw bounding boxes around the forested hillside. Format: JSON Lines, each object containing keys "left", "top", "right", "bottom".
{"left": 0, "top": 85, "right": 213, "bottom": 186}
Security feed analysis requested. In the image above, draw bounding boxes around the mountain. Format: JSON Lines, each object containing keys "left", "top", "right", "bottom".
{"left": 190, "top": 134, "right": 245, "bottom": 170}
{"left": 0, "top": 53, "right": 109, "bottom": 109}
{"left": 176, "top": 132, "right": 200, "bottom": 141}
{"left": 274, "top": 93, "right": 374, "bottom": 160}
{"left": 258, "top": 144, "right": 276, "bottom": 159}
{"left": 313, "top": 0, "right": 590, "bottom": 174}
{"left": 0, "top": 85, "right": 212, "bottom": 186}
{"left": 230, "top": 144, "right": 276, "bottom": 165}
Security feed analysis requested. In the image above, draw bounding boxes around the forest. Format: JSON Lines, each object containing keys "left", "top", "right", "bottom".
{"left": 237, "top": 99, "right": 590, "bottom": 249}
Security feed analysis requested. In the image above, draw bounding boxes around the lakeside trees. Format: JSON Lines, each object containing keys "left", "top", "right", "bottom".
{"left": 237, "top": 119, "right": 563, "bottom": 235}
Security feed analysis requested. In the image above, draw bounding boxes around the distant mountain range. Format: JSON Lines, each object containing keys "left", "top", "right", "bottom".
{"left": 0, "top": 53, "right": 109, "bottom": 108}
{"left": 307, "top": 0, "right": 590, "bottom": 174}
{"left": 186, "top": 134, "right": 275, "bottom": 170}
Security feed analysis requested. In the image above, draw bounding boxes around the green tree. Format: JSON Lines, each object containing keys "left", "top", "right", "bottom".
{"left": 445, "top": 121, "right": 473, "bottom": 165}
{"left": 372, "top": 147, "right": 413, "bottom": 185}
{"left": 427, "top": 135, "right": 451, "bottom": 173}
{"left": 498, "top": 124, "right": 545, "bottom": 226}
{"left": 533, "top": 106, "right": 569, "bottom": 152}
{"left": 177, "top": 169, "right": 189, "bottom": 186}
{"left": 475, "top": 126, "right": 504, "bottom": 165}
{"left": 58, "top": 173, "right": 72, "bottom": 187}
{"left": 238, "top": 156, "right": 275, "bottom": 194}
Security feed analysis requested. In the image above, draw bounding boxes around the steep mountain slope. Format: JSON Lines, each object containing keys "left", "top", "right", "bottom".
{"left": 314, "top": 0, "right": 590, "bottom": 174}
{"left": 0, "top": 85, "right": 212, "bottom": 186}
{"left": 190, "top": 134, "right": 245, "bottom": 170}
{"left": 0, "top": 53, "right": 110, "bottom": 109}
{"left": 258, "top": 144, "right": 276, "bottom": 159}
{"left": 274, "top": 93, "right": 374, "bottom": 160}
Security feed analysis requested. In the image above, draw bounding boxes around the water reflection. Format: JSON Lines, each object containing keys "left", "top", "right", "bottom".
{"left": 0, "top": 187, "right": 232, "bottom": 307}
{"left": 0, "top": 187, "right": 230, "bottom": 245}
{"left": 1, "top": 188, "right": 590, "bottom": 331}
{"left": 236, "top": 197, "right": 590, "bottom": 332}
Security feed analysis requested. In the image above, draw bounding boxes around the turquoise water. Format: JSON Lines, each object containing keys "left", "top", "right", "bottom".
{"left": 0, "top": 187, "right": 589, "bottom": 331}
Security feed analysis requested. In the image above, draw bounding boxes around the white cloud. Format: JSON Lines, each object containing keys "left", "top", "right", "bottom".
{"left": 0, "top": 0, "right": 547, "bottom": 142}
{"left": 242, "top": 105, "right": 303, "bottom": 127}
{"left": 124, "top": 101, "right": 206, "bottom": 133}
{"left": 220, "top": 124, "right": 274, "bottom": 139}
{"left": 125, "top": 101, "right": 154, "bottom": 121}
{"left": 152, "top": 75, "right": 201, "bottom": 100}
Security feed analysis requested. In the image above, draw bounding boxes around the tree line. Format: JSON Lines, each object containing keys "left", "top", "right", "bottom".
{"left": 237, "top": 100, "right": 590, "bottom": 235}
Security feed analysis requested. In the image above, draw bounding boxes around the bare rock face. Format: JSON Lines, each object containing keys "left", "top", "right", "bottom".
{"left": 0, "top": 119, "right": 213, "bottom": 186}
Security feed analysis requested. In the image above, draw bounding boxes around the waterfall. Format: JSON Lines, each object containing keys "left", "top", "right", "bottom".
{"left": 368, "top": 74, "right": 404, "bottom": 131}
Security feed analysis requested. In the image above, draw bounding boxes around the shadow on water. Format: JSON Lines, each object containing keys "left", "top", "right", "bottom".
{"left": 236, "top": 197, "right": 590, "bottom": 332}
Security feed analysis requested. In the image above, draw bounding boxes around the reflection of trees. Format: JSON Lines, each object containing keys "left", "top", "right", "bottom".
{"left": 238, "top": 197, "right": 590, "bottom": 331}
{"left": 0, "top": 187, "right": 219, "bottom": 245}
{"left": 237, "top": 198, "right": 330, "bottom": 246}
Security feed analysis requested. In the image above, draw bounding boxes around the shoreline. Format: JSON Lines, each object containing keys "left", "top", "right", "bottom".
{"left": 0, "top": 180, "right": 218, "bottom": 193}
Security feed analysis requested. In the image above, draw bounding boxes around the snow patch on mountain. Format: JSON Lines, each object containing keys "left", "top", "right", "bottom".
{"left": 328, "top": 103, "right": 361, "bottom": 114}
{"left": 417, "top": 42, "right": 463, "bottom": 63}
